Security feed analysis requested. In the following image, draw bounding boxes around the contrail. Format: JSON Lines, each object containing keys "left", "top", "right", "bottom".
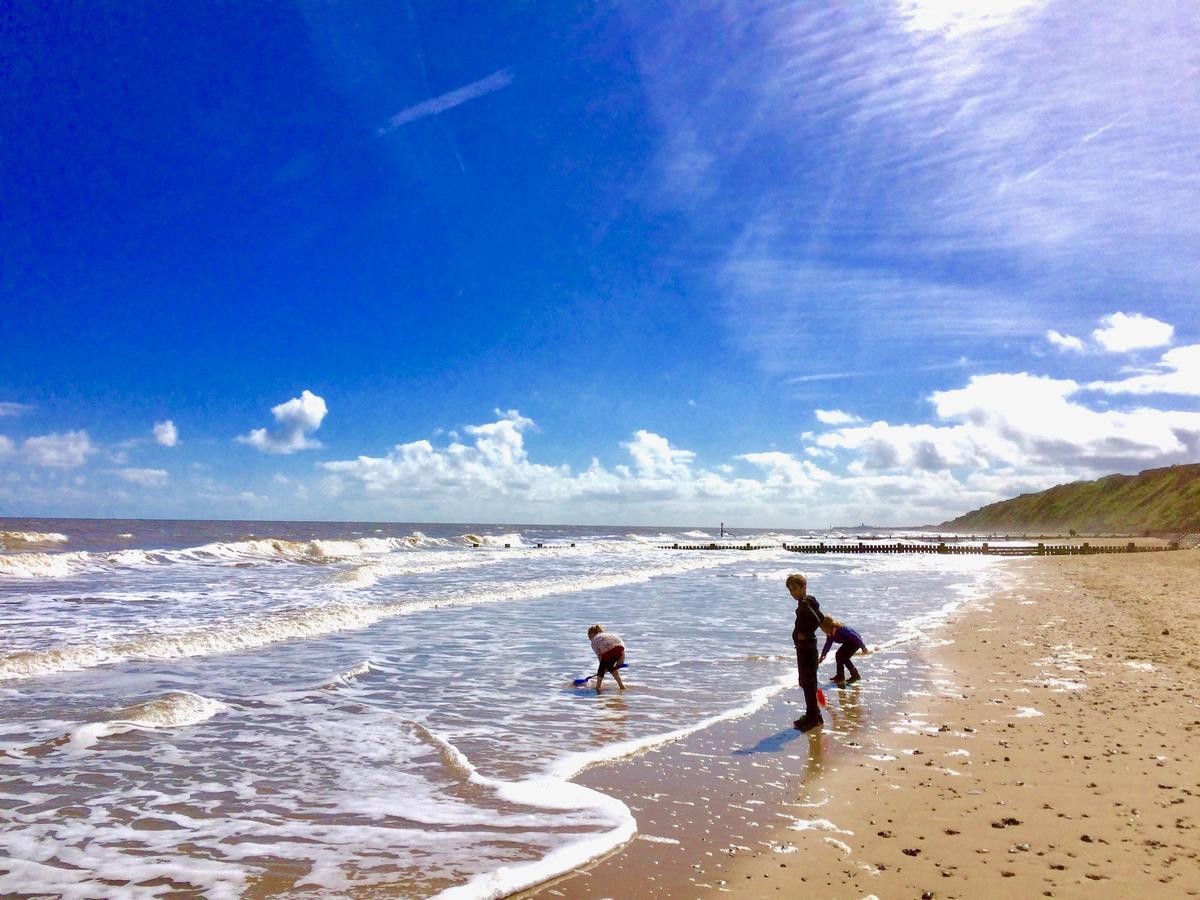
{"left": 1013, "top": 111, "right": 1132, "bottom": 185}
{"left": 380, "top": 68, "right": 514, "bottom": 133}
{"left": 1013, "top": 65, "right": 1199, "bottom": 185}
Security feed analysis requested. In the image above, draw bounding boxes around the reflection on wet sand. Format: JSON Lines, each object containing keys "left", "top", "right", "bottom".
{"left": 826, "top": 681, "right": 864, "bottom": 732}
{"left": 525, "top": 666, "right": 915, "bottom": 898}
{"left": 593, "top": 692, "right": 630, "bottom": 745}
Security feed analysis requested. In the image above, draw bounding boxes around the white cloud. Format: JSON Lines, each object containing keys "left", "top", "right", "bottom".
{"left": 113, "top": 467, "right": 169, "bottom": 487}
{"left": 929, "top": 373, "right": 1200, "bottom": 467}
{"left": 737, "top": 451, "right": 833, "bottom": 489}
{"left": 0, "top": 402, "right": 32, "bottom": 417}
{"left": 623, "top": 430, "right": 696, "bottom": 479}
{"left": 322, "top": 410, "right": 567, "bottom": 502}
{"left": 238, "top": 390, "right": 327, "bottom": 454}
{"left": 817, "top": 372, "right": 1200, "bottom": 479}
{"left": 153, "top": 420, "right": 179, "bottom": 447}
{"left": 380, "top": 68, "right": 513, "bottom": 132}
{"left": 1092, "top": 312, "right": 1174, "bottom": 352}
{"left": 0, "top": 436, "right": 12, "bottom": 458}
{"left": 315, "top": 346, "right": 1200, "bottom": 525}
{"left": 1046, "top": 329, "right": 1084, "bottom": 352}
{"left": 21, "top": 431, "right": 96, "bottom": 468}
{"left": 821, "top": 419, "right": 996, "bottom": 473}
{"left": 815, "top": 409, "right": 862, "bottom": 425}
{"left": 1089, "top": 343, "right": 1200, "bottom": 396}
{"left": 320, "top": 410, "right": 836, "bottom": 520}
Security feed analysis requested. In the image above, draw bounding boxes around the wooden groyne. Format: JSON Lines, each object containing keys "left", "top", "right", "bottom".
{"left": 657, "top": 541, "right": 1181, "bottom": 556}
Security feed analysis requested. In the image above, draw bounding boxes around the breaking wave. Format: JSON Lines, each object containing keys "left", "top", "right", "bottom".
{"left": 0, "top": 531, "right": 68, "bottom": 550}
{"left": 0, "top": 552, "right": 82, "bottom": 578}
{"left": 68, "top": 690, "right": 226, "bottom": 751}
{"left": 319, "top": 659, "right": 378, "bottom": 690}
{"left": 0, "top": 533, "right": 453, "bottom": 578}
{"left": 461, "top": 533, "right": 525, "bottom": 548}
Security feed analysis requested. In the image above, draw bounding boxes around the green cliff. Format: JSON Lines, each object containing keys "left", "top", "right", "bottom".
{"left": 938, "top": 464, "right": 1200, "bottom": 534}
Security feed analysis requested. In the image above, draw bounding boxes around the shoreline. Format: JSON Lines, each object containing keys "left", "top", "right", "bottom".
{"left": 518, "top": 566, "right": 991, "bottom": 898}
{"left": 522, "top": 551, "right": 1199, "bottom": 898}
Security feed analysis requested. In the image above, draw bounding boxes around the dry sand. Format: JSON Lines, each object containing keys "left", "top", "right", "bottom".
{"left": 523, "top": 549, "right": 1199, "bottom": 899}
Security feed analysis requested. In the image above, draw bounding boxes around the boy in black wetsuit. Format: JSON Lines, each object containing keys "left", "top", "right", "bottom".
{"left": 787, "top": 573, "right": 824, "bottom": 731}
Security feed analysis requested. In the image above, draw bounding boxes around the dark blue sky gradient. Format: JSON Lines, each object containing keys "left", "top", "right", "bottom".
{"left": 2, "top": 1, "right": 1197, "bottom": 521}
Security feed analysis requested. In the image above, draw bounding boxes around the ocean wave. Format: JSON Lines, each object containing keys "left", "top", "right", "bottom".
{"left": 0, "top": 555, "right": 741, "bottom": 681}
{"left": 461, "top": 532, "right": 525, "bottom": 548}
{"left": 0, "top": 533, "right": 454, "bottom": 578}
{"left": 180, "top": 535, "right": 449, "bottom": 561}
{"left": 624, "top": 532, "right": 681, "bottom": 544}
{"left": 68, "top": 690, "right": 226, "bottom": 751}
{"left": 0, "top": 552, "right": 83, "bottom": 578}
{"left": 0, "top": 530, "right": 68, "bottom": 550}
{"left": 319, "top": 659, "right": 378, "bottom": 690}
{"left": 337, "top": 536, "right": 697, "bottom": 589}
{"left": 108, "top": 690, "right": 226, "bottom": 730}
{"left": 338, "top": 552, "right": 501, "bottom": 587}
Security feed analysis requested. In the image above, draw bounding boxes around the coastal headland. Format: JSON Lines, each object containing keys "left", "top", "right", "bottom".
{"left": 523, "top": 546, "right": 1200, "bottom": 898}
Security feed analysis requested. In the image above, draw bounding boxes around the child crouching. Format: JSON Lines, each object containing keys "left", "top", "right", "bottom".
{"left": 587, "top": 624, "right": 626, "bottom": 694}
{"left": 819, "top": 617, "right": 868, "bottom": 683}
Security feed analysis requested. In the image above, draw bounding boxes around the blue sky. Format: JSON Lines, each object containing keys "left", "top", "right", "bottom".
{"left": 2, "top": 0, "right": 1198, "bottom": 525}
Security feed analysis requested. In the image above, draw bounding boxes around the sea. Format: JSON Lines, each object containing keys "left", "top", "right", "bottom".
{"left": 0, "top": 518, "right": 1004, "bottom": 898}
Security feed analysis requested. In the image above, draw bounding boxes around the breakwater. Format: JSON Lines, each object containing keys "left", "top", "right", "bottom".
{"left": 657, "top": 541, "right": 1181, "bottom": 555}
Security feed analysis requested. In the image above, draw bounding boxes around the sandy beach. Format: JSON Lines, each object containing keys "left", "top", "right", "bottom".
{"left": 525, "top": 548, "right": 1200, "bottom": 898}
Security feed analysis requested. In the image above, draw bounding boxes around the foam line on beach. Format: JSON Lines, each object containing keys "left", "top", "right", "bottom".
{"left": 843, "top": 566, "right": 999, "bottom": 659}
{"left": 432, "top": 669, "right": 798, "bottom": 899}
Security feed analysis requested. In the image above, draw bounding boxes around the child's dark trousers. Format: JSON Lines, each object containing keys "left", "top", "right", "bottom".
{"left": 835, "top": 644, "right": 860, "bottom": 681}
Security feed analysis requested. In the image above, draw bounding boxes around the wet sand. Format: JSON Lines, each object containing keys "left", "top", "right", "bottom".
{"left": 522, "top": 549, "right": 1199, "bottom": 898}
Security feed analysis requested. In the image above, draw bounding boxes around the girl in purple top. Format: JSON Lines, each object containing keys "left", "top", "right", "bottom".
{"left": 819, "top": 617, "right": 868, "bottom": 684}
